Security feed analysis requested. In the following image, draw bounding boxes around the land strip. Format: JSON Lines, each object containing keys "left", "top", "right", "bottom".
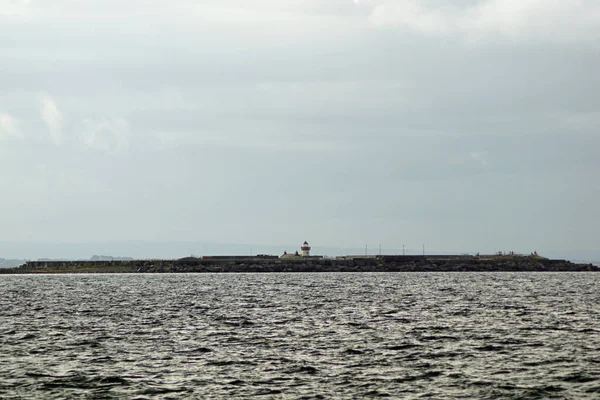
{"left": 1, "top": 255, "right": 597, "bottom": 274}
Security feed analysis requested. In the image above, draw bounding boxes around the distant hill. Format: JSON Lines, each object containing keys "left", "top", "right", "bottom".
{"left": 90, "top": 255, "right": 134, "bottom": 261}
{"left": 36, "top": 255, "right": 135, "bottom": 262}
{"left": 0, "top": 258, "right": 27, "bottom": 268}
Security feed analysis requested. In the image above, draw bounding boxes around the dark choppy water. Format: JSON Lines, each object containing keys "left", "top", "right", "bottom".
{"left": 1, "top": 273, "right": 599, "bottom": 399}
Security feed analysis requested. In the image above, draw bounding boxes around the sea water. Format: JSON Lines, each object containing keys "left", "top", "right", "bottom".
{"left": 1, "top": 272, "right": 599, "bottom": 399}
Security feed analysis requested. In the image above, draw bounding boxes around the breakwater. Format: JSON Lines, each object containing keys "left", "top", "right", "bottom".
{"left": 1, "top": 255, "right": 597, "bottom": 274}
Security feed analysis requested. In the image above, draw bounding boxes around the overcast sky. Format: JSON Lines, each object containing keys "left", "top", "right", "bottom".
{"left": 1, "top": 0, "right": 599, "bottom": 258}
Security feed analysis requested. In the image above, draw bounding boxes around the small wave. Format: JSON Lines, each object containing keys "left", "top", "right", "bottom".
{"left": 272, "top": 317, "right": 301, "bottom": 325}
{"left": 421, "top": 351, "right": 462, "bottom": 359}
{"left": 91, "top": 356, "right": 113, "bottom": 363}
{"left": 41, "top": 375, "right": 131, "bottom": 390}
{"left": 451, "top": 309, "right": 472, "bottom": 316}
{"left": 469, "top": 380, "right": 493, "bottom": 386}
{"left": 254, "top": 388, "right": 284, "bottom": 395}
{"left": 139, "top": 386, "right": 190, "bottom": 395}
{"left": 345, "top": 322, "right": 373, "bottom": 329}
{"left": 24, "top": 372, "right": 56, "bottom": 378}
{"left": 287, "top": 365, "right": 319, "bottom": 375}
{"left": 524, "top": 342, "right": 545, "bottom": 348}
{"left": 343, "top": 348, "right": 366, "bottom": 355}
{"left": 475, "top": 345, "right": 506, "bottom": 352}
{"left": 387, "top": 317, "right": 412, "bottom": 323}
{"left": 517, "top": 385, "right": 566, "bottom": 398}
{"left": 419, "top": 335, "right": 459, "bottom": 342}
{"left": 578, "top": 328, "right": 600, "bottom": 333}
{"left": 384, "top": 344, "right": 422, "bottom": 351}
{"left": 73, "top": 339, "right": 101, "bottom": 348}
{"left": 221, "top": 320, "right": 255, "bottom": 327}
{"left": 98, "top": 376, "right": 130, "bottom": 385}
{"left": 363, "top": 390, "right": 391, "bottom": 397}
{"left": 394, "top": 371, "right": 443, "bottom": 382}
{"left": 206, "top": 360, "right": 255, "bottom": 366}
{"left": 19, "top": 333, "right": 37, "bottom": 340}
{"left": 522, "top": 358, "right": 570, "bottom": 367}
{"left": 177, "top": 347, "right": 212, "bottom": 354}
{"left": 561, "top": 372, "right": 597, "bottom": 383}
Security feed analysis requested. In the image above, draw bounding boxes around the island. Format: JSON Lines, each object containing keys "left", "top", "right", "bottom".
{"left": 1, "top": 254, "right": 597, "bottom": 274}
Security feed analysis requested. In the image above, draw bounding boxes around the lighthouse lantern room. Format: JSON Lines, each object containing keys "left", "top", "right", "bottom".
{"left": 301, "top": 241, "right": 311, "bottom": 257}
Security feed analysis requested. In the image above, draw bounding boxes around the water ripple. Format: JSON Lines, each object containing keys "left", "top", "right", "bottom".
{"left": 1, "top": 272, "right": 599, "bottom": 398}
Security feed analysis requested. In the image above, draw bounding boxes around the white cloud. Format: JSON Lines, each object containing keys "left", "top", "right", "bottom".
{"left": 38, "top": 94, "right": 63, "bottom": 145}
{"left": 369, "top": 1, "right": 452, "bottom": 34}
{"left": 368, "top": 0, "right": 600, "bottom": 43}
{"left": 82, "top": 117, "right": 131, "bottom": 154}
{"left": 1, "top": 0, "right": 356, "bottom": 23}
{"left": 0, "top": 112, "right": 20, "bottom": 139}
{"left": 469, "top": 151, "right": 489, "bottom": 167}
{"left": 0, "top": 0, "right": 32, "bottom": 19}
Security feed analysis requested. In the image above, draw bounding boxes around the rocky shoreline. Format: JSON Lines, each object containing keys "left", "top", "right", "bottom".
{"left": 1, "top": 256, "right": 598, "bottom": 274}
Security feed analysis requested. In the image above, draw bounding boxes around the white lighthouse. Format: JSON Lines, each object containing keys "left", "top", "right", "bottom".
{"left": 301, "top": 241, "right": 311, "bottom": 257}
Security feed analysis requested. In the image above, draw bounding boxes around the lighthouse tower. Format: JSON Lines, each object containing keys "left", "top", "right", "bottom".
{"left": 301, "top": 241, "right": 311, "bottom": 257}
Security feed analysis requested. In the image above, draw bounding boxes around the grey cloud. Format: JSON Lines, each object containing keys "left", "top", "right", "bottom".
{"left": 0, "top": 0, "right": 598, "bottom": 257}
{"left": 367, "top": 0, "right": 600, "bottom": 44}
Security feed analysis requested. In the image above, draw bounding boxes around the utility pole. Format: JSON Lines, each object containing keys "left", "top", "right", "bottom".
{"left": 365, "top": 245, "right": 368, "bottom": 256}
{"left": 403, "top": 244, "right": 405, "bottom": 256}
{"left": 422, "top": 244, "right": 425, "bottom": 256}
{"left": 379, "top": 244, "right": 381, "bottom": 256}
